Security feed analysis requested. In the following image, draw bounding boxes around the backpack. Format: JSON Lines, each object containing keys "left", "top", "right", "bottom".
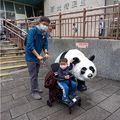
{"left": 24, "top": 27, "right": 37, "bottom": 46}
{"left": 44, "top": 70, "right": 57, "bottom": 89}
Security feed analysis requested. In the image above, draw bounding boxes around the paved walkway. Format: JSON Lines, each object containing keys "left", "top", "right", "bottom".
{"left": 1, "top": 65, "right": 120, "bottom": 120}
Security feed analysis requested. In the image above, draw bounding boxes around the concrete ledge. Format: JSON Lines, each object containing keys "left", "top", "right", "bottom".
{"left": 48, "top": 38, "right": 120, "bottom": 81}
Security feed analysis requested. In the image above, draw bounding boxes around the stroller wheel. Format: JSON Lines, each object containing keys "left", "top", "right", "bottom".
{"left": 78, "top": 101, "right": 81, "bottom": 107}
{"left": 47, "top": 100, "right": 52, "bottom": 107}
{"left": 78, "top": 99, "right": 81, "bottom": 106}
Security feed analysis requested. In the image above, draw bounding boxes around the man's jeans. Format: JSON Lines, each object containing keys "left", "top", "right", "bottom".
{"left": 27, "top": 62, "right": 40, "bottom": 93}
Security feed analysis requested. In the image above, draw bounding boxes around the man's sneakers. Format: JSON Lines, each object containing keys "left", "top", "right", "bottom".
{"left": 34, "top": 89, "right": 43, "bottom": 93}
{"left": 31, "top": 92, "right": 42, "bottom": 100}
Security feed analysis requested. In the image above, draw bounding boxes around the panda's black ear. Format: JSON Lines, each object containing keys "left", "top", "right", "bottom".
{"left": 89, "top": 55, "right": 95, "bottom": 61}
{"left": 72, "top": 57, "right": 80, "bottom": 65}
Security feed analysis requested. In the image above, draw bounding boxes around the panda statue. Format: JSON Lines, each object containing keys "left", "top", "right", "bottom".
{"left": 55, "top": 49, "right": 97, "bottom": 91}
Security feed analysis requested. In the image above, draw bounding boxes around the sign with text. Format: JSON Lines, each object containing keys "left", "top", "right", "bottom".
{"left": 75, "top": 42, "right": 89, "bottom": 48}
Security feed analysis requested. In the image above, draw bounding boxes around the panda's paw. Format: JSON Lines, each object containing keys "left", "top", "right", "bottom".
{"left": 77, "top": 85, "right": 87, "bottom": 92}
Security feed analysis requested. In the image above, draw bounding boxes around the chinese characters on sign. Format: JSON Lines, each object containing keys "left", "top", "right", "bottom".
{"left": 64, "top": 3, "right": 69, "bottom": 10}
{"left": 72, "top": 1, "right": 77, "bottom": 8}
{"left": 75, "top": 42, "right": 89, "bottom": 48}
{"left": 50, "top": 0, "right": 86, "bottom": 13}
{"left": 50, "top": 6, "right": 55, "bottom": 13}
{"left": 57, "top": 5, "right": 62, "bottom": 12}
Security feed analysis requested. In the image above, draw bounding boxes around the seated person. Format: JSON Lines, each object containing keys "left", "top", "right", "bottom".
{"left": 57, "top": 58, "right": 77, "bottom": 103}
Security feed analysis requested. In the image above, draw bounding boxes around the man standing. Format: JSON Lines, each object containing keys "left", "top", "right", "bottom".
{"left": 99, "top": 17, "right": 105, "bottom": 38}
{"left": 25, "top": 16, "right": 50, "bottom": 100}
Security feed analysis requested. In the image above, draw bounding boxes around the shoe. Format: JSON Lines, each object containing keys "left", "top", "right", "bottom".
{"left": 31, "top": 93, "right": 42, "bottom": 100}
{"left": 71, "top": 92, "right": 76, "bottom": 97}
{"left": 34, "top": 89, "right": 43, "bottom": 93}
{"left": 77, "top": 85, "right": 87, "bottom": 91}
{"left": 63, "top": 98, "right": 71, "bottom": 104}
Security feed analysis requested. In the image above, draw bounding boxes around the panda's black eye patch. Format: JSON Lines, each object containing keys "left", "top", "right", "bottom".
{"left": 89, "top": 66, "right": 95, "bottom": 73}
{"left": 81, "top": 67, "right": 87, "bottom": 74}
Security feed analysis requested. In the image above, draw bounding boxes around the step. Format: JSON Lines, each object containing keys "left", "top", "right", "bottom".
{"left": 0, "top": 60, "right": 26, "bottom": 67}
{"left": 0, "top": 65, "right": 49, "bottom": 78}
{"left": 0, "top": 41, "right": 13, "bottom": 46}
{"left": 0, "top": 43, "right": 17, "bottom": 48}
{"left": 0, "top": 55, "right": 25, "bottom": 62}
{"left": 0, "top": 47, "right": 19, "bottom": 53}
{"left": 0, "top": 73, "right": 11, "bottom": 77}
{"left": 0, "top": 64, "right": 27, "bottom": 73}
{"left": 0, "top": 40, "right": 11, "bottom": 44}
{"left": 0, "top": 51, "right": 25, "bottom": 57}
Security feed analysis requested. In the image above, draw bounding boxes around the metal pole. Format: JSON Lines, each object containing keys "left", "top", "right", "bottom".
{"left": 116, "top": 3, "right": 120, "bottom": 39}
{"left": 59, "top": 12, "right": 62, "bottom": 39}
{"left": 83, "top": 8, "right": 86, "bottom": 39}
{"left": 25, "top": 19, "right": 29, "bottom": 32}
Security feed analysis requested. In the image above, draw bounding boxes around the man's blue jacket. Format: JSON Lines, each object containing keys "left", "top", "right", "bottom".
{"left": 25, "top": 26, "right": 48, "bottom": 64}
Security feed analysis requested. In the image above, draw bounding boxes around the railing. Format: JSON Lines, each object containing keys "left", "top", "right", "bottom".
{"left": 13, "top": 4, "right": 120, "bottom": 40}
{"left": 1, "top": 19, "right": 27, "bottom": 49}
{"left": 1, "top": 4, "right": 120, "bottom": 41}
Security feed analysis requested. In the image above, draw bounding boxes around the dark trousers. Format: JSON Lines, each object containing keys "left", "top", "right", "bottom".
{"left": 27, "top": 62, "right": 40, "bottom": 93}
{"left": 99, "top": 29, "right": 104, "bottom": 36}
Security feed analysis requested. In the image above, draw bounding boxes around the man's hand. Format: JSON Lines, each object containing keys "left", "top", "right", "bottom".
{"left": 64, "top": 75, "right": 70, "bottom": 80}
{"left": 44, "top": 54, "right": 50, "bottom": 59}
{"left": 37, "top": 55, "right": 43, "bottom": 61}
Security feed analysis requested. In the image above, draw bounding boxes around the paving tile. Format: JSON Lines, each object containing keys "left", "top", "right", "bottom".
{"left": 1, "top": 100, "right": 13, "bottom": 112}
{"left": 1, "top": 97, "right": 28, "bottom": 113}
{"left": 14, "top": 79, "right": 27, "bottom": 86}
{"left": 47, "top": 106, "right": 85, "bottom": 120}
{"left": 1, "top": 111, "right": 11, "bottom": 120}
{"left": 85, "top": 80, "right": 109, "bottom": 94}
{"left": 13, "top": 97, "right": 29, "bottom": 107}
{"left": 85, "top": 91, "right": 107, "bottom": 104}
{"left": 80, "top": 94, "right": 96, "bottom": 110}
{"left": 73, "top": 106, "right": 111, "bottom": 120}
{"left": 10, "top": 103, "right": 31, "bottom": 118}
{"left": 40, "top": 118, "right": 48, "bottom": 120}
{"left": 1, "top": 80, "right": 16, "bottom": 91}
{"left": 10, "top": 100, "right": 45, "bottom": 118}
{"left": 105, "top": 108, "right": 120, "bottom": 120}
{"left": 1, "top": 95, "right": 13, "bottom": 104}
{"left": 96, "top": 84, "right": 120, "bottom": 97}
{"left": 41, "top": 95, "right": 50, "bottom": 104}
{"left": 12, "top": 89, "right": 30, "bottom": 99}
{"left": 98, "top": 94, "right": 120, "bottom": 113}
{"left": 1, "top": 85, "right": 26, "bottom": 97}
{"left": 12, "top": 114, "right": 29, "bottom": 120}
{"left": 29, "top": 100, "right": 46, "bottom": 110}
{"left": 27, "top": 104, "right": 64, "bottom": 120}
{"left": 114, "top": 90, "right": 120, "bottom": 95}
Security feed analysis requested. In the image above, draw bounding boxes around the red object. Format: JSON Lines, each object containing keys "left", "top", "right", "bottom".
{"left": 44, "top": 70, "right": 57, "bottom": 89}
{"left": 48, "top": 25, "right": 52, "bottom": 33}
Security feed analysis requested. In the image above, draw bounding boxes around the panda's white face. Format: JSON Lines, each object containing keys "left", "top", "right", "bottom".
{"left": 72, "top": 60, "right": 97, "bottom": 81}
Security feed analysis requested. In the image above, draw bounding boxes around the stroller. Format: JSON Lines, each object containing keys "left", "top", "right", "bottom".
{"left": 44, "top": 63, "right": 81, "bottom": 114}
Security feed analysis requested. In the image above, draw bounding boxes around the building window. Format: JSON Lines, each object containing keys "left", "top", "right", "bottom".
{"left": 6, "top": 12, "right": 15, "bottom": 20}
{"left": 4, "top": 1, "right": 14, "bottom": 12}
{"left": 0, "top": 10, "right": 5, "bottom": 19}
{"left": 15, "top": 3, "right": 25, "bottom": 14}
{"left": 0, "top": 0, "right": 4, "bottom": 10}
{"left": 25, "top": 6, "right": 33, "bottom": 17}
{"left": 34, "top": 8, "right": 43, "bottom": 16}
